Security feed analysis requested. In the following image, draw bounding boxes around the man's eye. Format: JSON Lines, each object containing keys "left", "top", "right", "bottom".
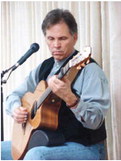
{"left": 48, "top": 37, "right": 54, "bottom": 40}
{"left": 60, "top": 37, "right": 67, "bottom": 40}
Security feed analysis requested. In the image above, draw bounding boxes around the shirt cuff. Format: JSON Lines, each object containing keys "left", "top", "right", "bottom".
{"left": 6, "top": 101, "right": 21, "bottom": 116}
{"left": 70, "top": 100, "right": 104, "bottom": 130}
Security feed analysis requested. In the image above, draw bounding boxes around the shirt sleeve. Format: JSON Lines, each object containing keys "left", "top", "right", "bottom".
{"left": 5, "top": 64, "right": 41, "bottom": 116}
{"left": 70, "top": 63, "right": 110, "bottom": 130}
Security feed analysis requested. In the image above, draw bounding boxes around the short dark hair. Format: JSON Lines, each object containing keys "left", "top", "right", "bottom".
{"left": 42, "top": 8, "right": 78, "bottom": 35}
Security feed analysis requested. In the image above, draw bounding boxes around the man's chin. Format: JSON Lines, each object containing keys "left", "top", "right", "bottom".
{"left": 53, "top": 55, "right": 64, "bottom": 61}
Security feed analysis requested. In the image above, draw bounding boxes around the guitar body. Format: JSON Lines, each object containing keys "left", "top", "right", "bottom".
{"left": 12, "top": 80, "right": 61, "bottom": 160}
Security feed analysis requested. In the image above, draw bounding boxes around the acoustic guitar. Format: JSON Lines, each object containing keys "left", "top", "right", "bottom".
{"left": 11, "top": 47, "right": 91, "bottom": 160}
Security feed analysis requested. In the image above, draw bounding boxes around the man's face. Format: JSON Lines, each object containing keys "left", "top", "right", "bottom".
{"left": 45, "top": 22, "right": 78, "bottom": 61}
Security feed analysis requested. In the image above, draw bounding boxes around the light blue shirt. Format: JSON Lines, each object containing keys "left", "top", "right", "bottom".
{"left": 6, "top": 54, "right": 110, "bottom": 130}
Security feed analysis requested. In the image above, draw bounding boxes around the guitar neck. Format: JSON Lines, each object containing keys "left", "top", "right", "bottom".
{"left": 36, "top": 63, "right": 70, "bottom": 109}
{"left": 57, "top": 63, "right": 70, "bottom": 79}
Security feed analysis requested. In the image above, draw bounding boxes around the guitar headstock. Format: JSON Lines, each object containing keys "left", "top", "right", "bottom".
{"left": 69, "top": 46, "right": 91, "bottom": 69}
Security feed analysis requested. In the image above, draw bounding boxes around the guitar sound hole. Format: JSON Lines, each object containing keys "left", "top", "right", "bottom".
{"left": 31, "top": 101, "right": 37, "bottom": 119}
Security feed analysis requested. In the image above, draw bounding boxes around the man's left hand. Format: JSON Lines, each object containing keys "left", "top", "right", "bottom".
{"left": 48, "top": 75, "right": 78, "bottom": 106}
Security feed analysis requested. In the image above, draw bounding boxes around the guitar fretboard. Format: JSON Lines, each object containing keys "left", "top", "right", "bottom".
{"left": 36, "top": 62, "right": 70, "bottom": 109}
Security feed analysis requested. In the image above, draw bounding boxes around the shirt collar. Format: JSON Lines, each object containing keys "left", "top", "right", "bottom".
{"left": 54, "top": 49, "right": 75, "bottom": 68}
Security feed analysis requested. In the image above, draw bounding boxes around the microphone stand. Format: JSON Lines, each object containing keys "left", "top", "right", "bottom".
{"left": 1, "top": 65, "right": 15, "bottom": 141}
{"left": 1, "top": 43, "right": 40, "bottom": 141}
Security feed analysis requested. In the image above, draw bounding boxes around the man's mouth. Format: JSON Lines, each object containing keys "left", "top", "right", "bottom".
{"left": 53, "top": 50, "right": 63, "bottom": 55}
{"left": 53, "top": 51, "right": 63, "bottom": 55}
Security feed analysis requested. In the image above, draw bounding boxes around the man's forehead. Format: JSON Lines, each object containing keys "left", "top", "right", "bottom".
{"left": 45, "top": 23, "right": 71, "bottom": 37}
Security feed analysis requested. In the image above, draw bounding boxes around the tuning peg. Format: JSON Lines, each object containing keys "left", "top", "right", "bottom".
{"left": 76, "top": 62, "right": 85, "bottom": 70}
{"left": 76, "top": 66, "right": 82, "bottom": 70}
{"left": 85, "top": 59, "right": 90, "bottom": 64}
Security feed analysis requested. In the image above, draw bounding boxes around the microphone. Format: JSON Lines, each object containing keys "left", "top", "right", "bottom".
{"left": 12, "top": 43, "right": 40, "bottom": 71}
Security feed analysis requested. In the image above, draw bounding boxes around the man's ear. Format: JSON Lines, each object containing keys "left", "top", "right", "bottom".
{"left": 73, "top": 33, "right": 78, "bottom": 44}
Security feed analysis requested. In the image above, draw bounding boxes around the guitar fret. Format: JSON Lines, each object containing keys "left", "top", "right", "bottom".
{"left": 58, "top": 63, "right": 70, "bottom": 79}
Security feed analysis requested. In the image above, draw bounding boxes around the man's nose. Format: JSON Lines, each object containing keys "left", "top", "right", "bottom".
{"left": 54, "top": 40, "right": 61, "bottom": 48}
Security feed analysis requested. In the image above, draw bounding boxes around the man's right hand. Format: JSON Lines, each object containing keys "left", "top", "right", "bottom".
{"left": 12, "top": 107, "right": 28, "bottom": 124}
